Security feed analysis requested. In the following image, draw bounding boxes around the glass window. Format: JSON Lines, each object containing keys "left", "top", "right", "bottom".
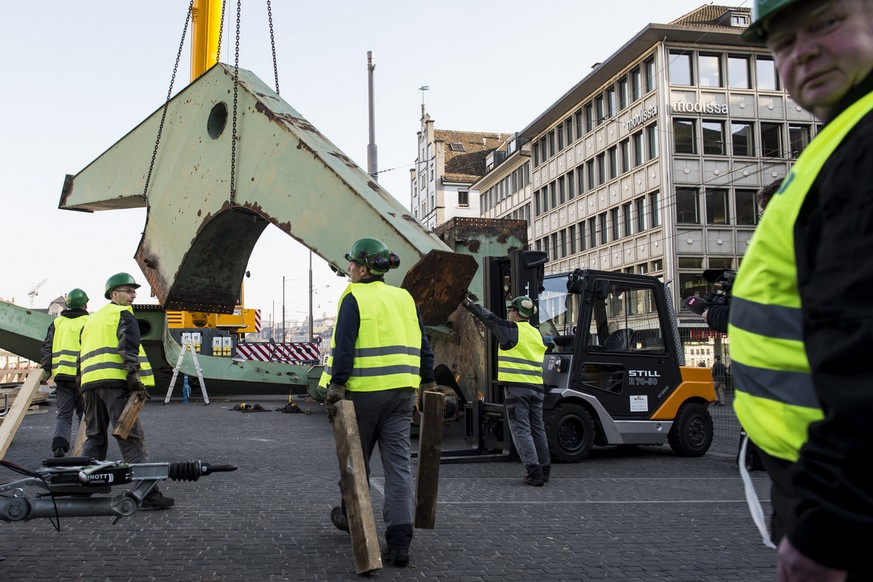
{"left": 585, "top": 282, "right": 664, "bottom": 355}
{"left": 595, "top": 96, "right": 604, "bottom": 126}
{"left": 576, "top": 166, "right": 585, "bottom": 195}
{"left": 585, "top": 103, "right": 594, "bottom": 132}
{"left": 619, "top": 77, "right": 628, "bottom": 110}
{"left": 761, "top": 123, "right": 782, "bottom": 157}
{"left": 645, "top": 58, "right": 656, "bottom": 92}
{"left": 599, "top": 212, "right": 609, "bottom": 244}
{"left": 757, "top": 56, "right": 778, "bottom": 90}
{"left": 706, "top": 188, "right": 729, "bottom": 224}
{"left": 678, "top": 257, "right": 704, "bottom": 269}
{"left": 558, "top": 176, "right": 565, "bottom": 205}
{"left": 587, "top": 159, "right": 595, "bottom": 189}
{"left": 789, "top": 124, "right": 811, "bottom": 157}
{"left": 607, "top": 87, "right": 616, "bottom": 118}
{"left": 709, "top": 257, "right": 733, "bottom": 269}
{"left": 676, "top": 188, "right": 700, "bottom": 224}
{"left": 579, "top": 221, "right": 587, "bottom": 251}
{"left": 679, "top": 273, "right": 710, "bottom": 303}
{"left": 597, "top": 153, "right": 606, "bottom": 185}
{"left": 673, "top": 119, "right": 697, "bottom": 154}
{"left": 735, "top": 189, "right": 758, "bottom": 225}
{"left": 646, "top": 124, "right": 659, "bottom": 160}
{"left": 533, "top": 142, "right": 540, "bottom": 167}
{"left": 588, "top": 217, "right": 598, "bottom": 248}
{"left": 623, "top": 202, "right": 633, "bottom": 236}
{"left": 611, "top": 208, "right": 620, "bottom": 240}
{"left": 557, "top": 123, "right": 565, "bottom": 150}
{"left": 698, "top": 54, "right": 722, "bottom": 87}
{"left": 732, "top": 122, "right": 755, "bottom": 156}
{"left": 669, "top": 51, "right": 693, "bottom": 85}
{"left": 636, "top": 197, "right": 646, "bottom": 231}
{"left": 550, "top": 181, "right": 557, "bottom": 209}
{"left": 702, "top": 121, "right": 725, "bottom": 155}
{"left": 608, "top": 147, "right": 617, "bottom": 179}
{"left": 548, "top": 131, "right": 556, "bottom": 157}
{"left": 574, "top": 109, "right": 583, "bottom": 139}
{"left": 631, "top": 67, "right": 642, "bottom": 101}
{"left": 567, "top": 171, "right": 575, "bottom": 201}
{"left": 620, "top": 139, "right": 630, "bottom": 172}
{"left": 728, "top": 55, "right": 750, "bottom": 89}
{"left": 649, "top": 191, "right": 661, "bottom": 227}
{"left": 632, "top": 132, "right": 644, "bottom": 166}
{"left": 565, "top": 121, "right": 574, "bottom": 147}
{"left": 569, "top": 224, "right": 577, "bottom": 255}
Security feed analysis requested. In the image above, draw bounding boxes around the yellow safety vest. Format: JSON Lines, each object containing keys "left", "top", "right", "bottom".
{"left": 319, "top": 281, "right": 422, "bottom": 391}
{"left": 80, "top": 303, "right": 155, "bottom": 389}
{"left": 50, "top": 314, "right": 89, "bottom": 380}
{"left": 498, "top": 321, "right": 546, "bottom": 387}
{"left": 729, "top": 89, "right": 873, "bottom": 462}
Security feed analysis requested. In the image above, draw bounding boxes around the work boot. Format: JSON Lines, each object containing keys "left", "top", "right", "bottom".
{"left": 541, "top": 464, "right": 551, "bottom": 483}
{"left": 52, "top": 437, "right": 69, "bottom": 458}
{"left": 381, "top": 545, "right": 409, "bottom": 567}
{"left": 53, "top": 447, "right": 65, "bottom": 458}
{"left": 141, "top": 489, "right": 175, "bottom": 510}
{"left": 523, "top": 464, "right": 544, "bottom": 487}
{"left": 330, "top": 506, "right": 349, "bottom": 533}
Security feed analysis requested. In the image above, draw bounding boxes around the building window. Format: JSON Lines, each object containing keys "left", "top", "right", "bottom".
{"left": 597, "top": 153, "right": 606, "bottom": 185}
{"left": 728, "top": 55, "right": 751, "bottom": 89}
{"left": 585, "top": 103, "right": 594, "bottom": 132}
{"left": 569, "top": 224, "right": 577, "bottom": 254}
{"left": 631, "top": 67, "right": 641, "bottom": 102}
{"left": 578, "top": 221, "right": 587, "bottom": 251}
{"left": 789, "top": 124, "right": 811, "bottom": 157}
{"left": 608, "top": 147, "right": 617, "bottom": 180}
{"left": 632, "top": 132, "right": 644, "bottom": 166}
{"left": 646, "top": 124, "right": 658, "bottom": 160}
{"left": 731, "top": 13, "right": 750, "bottom": 26}
{"left": 574, "top": 109, "right": 583, "bottom": 139}
{"left": 576, "top": 166, "right": 585, "bottom": 195}
{"left": 623, "top": 202, "right": 633, "bottom": 236}
{"left": 550, "top": 181, "right": 557, "bottom": 209}
{"left": 698, "top": 54, "right": 723, "bottom": 87}
{"left": 649, "top": 191, "right": 661, "bottom": 227}
{"left": 543, "top": 236, "right": 550, "bottom": 257}
{"left": 458, "top": 190, "right": 469, "bottom": 207}
{"left": 606, "top": 87, "right": 616, "bottom": 119}
{"left": 676, "top": 188, "right": 700, "bottom": 224}
{"left": 636, "top": 197, "right": 646, "bottom": 231}
{"left": 645, "top": 58, "right": 656, "bottom": 93}
{"left": 757, "top": 56, "right": 778, "bottom": 90}
{"left": 732, "top": 122, "right": 755, "bottom": 156}
{"left": 619, "top": 77, "right": 629, "bottom": 110}
{"left": 669, "top": 51, "right": 693, "bottom": 86}
{"left": 557, "top": 123, "right": 565, "bottom": 151}
{"left": 449, "top": 142, "right": 465, "bottom": 152}
{"left": 611, "top": 208, "right": 620, "bottom": 240}
{"left": 702, "top": 121, "right": 726, "bottom": 155}
{"left": 534, "top": 190, "right": 540, "bottom": 216}
{"left": 567, "top": 171, "right": 575, "bottom": 201}
{"left": 588, "top": 217, "right": 597, "bottom": 248}
{"left": 595, "top": 96, "right": 604, "bottom": 126}
{"left": 548, "top": 131, "right": 556, "bottom": 157}
{"left": 586, "top": 159, "right": 595, "bottom": 189}
{"left": 559, "top": 231, "right": 566, "bottom": 258}
{"left": 735, "top": 189, "right": 758, "bottom": 225}
{"left": 706, "top": 188, "right": 729, "bottom": 224}
{"left": 620, "top": 139, "right": 630, "bottom": 172}
{"left": 558, "top": 175, "right": 565, "bottom": 205}
{"left": 673, "top": 119, "right": 697, "bottom": 154}
{"left": 761, "top": 123, "right": 782, "bottom": 157}
{"left": 533, "top": 142, "right": 540, "bottom": 167}
{"left": 599, "top": 212, "right": 609, "bottom": 244}
{"left": 565, "top": 120, "right": 574, "bottom": 147}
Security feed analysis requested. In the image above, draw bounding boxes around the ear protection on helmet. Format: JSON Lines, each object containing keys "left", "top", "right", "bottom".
{"left": 365, "top": 251, "right": 400, "bottom": 273}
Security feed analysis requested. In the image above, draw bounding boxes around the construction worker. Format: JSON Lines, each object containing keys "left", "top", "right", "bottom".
{"left": 79, "top": 272, "right": 173, "bottom": 510}
{"left": 462, "top": 294, "right": 550, "bottom": 486}
{"left": 39, "top": 288, "right": 89, "bottom": 457}
{"left": 320, "top": 238, "right": 436, "bottom": 567}
{"left": 731, "top": 0, "right": 873, "bottom": 578}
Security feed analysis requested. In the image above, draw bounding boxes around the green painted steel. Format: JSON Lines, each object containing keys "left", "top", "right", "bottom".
{"left": 0, "top": 301, "right": 54, "bottom": 362}
{"left": 60, "top": 63, "right": 476, "bottom": 325}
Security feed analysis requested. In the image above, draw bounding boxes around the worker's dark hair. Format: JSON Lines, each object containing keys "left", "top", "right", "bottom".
{"left": 756, "top": 179, "right": 782, "bottom": 210}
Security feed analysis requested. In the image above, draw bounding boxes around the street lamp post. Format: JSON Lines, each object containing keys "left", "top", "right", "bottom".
{"left": 281, "top": 276, "right": 286, "bottom": 343}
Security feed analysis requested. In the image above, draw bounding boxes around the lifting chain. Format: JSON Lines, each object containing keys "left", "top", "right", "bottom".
{"left": 143, "top": 0, "right": 195, "bottom": 199}
{"left": 230, "top": 0, "right": 241, "bottom": 203}
{"left": 267, "top": 0, "right": 280, "bottom": 95}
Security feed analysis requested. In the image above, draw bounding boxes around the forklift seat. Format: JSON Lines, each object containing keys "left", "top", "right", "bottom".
{"left": 604, "top": 328, "right": 635, "bottom": 352}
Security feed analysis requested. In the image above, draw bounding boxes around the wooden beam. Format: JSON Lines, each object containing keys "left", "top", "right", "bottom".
{"left": 331, "top": 400, "right": 382, "bottom": 575}
{"left": 0, "top": 369, "right": 43, "bottom": 458}
{"left": 72, "top": 416, "right": 87, "bottom": 456}
{"left": 112, "top": 390, "right": 147, "bottom": 439}
{"left": 414, "top": 390, "right": 445, "bottom": 529}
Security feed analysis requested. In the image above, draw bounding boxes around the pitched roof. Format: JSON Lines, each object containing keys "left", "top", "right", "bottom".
{"left": 670, "top": 5, "right": 751, "bottom": 29}
{"left": 434, "top": 130, "right": 512, "bottom": 183}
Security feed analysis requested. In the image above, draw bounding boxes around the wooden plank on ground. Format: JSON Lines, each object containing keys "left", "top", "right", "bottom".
{"left": 414, "top": 390, "right": 445, "bottom": 529}
{"left": 72, "top": 416, "right": 87, "bottom": 456}
{"left": 0, "top": 368, "right": 43, "bottom": 458}
{"left": 112, "top": 390, "right": 147, "bottom": 439}
{"left": 332, "top": 400, "right": 382, "bottom": 575}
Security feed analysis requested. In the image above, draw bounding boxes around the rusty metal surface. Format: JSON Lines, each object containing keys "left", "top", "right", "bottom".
{"left": 61, "top": 64, "right": 473, "bottom": 316}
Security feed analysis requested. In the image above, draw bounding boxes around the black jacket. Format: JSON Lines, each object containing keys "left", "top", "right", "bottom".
{"left": 781, "top": 72, "right": 873, "bottom": 572}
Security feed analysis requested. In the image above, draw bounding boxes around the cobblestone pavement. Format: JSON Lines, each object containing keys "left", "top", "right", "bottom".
{"left": 1, "top": 395, "right": 776, "bottom": 581}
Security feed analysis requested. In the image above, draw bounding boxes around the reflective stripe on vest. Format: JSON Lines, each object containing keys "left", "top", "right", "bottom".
{"left": 319, "top": 281, "right": 422, "bottom": 391}
{"left": 80, "top": 303, "right": 155, "bottom": 388}
{"left": 498, "top": 321, "right": 546, "bottom": 387}
{"left": 50, "top": 315, "right": 89, "bottom": 379}
{"left": 729, "top": 89, "right": 873, "bottom": 462}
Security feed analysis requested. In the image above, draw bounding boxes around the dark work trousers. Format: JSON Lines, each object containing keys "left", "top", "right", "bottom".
{"left": 82, "top": 386, "right": 149, "bottom": 463}
{"left": 52, "top": 378, "right": 84, "bottom": 452}
{"left": 504, "top": 386, "right": 551, "bottom": 468}
{"left": 342, "top": 388, "right": 416, "bottom": 546}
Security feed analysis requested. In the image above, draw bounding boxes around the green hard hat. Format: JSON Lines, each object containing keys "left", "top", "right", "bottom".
{"left": 65, "top": 288, "right": 89, "bottom": 310}
{"left": 506, "top": 295, "right": 537, "bottom": 319}
{"left": 104, "top": 272, "right": 140, "bottom": 299}
{"left": 344, "top": 237, "right": 397, "bottom": 275}
{"left": 742, "top": 0, "right": 800, "bottom": 43}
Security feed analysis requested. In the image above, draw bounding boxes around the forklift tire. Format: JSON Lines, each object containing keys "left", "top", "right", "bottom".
{"left": 545, "top": 403, "right": 595, "bottom": 463}
{"left": 667, "top": 402, "right": 713, "bottom": 457}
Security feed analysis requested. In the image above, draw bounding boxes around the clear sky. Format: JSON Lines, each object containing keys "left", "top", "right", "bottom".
{"left": 0, "top": 0, "right": 718, "bottom": 327}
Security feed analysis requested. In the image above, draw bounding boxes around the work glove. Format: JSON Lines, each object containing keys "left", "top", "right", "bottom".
{"left": 127, "top": 373, "right": 147, "bottom": 395}
{"left": 324, "top": 383, "right": 346, "bottom": 422}
{"left": 39, "top": 368, "right": 51, "bottom": 385}
{"left": 418, "top": 381, "right": 438, "bottom": 412}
